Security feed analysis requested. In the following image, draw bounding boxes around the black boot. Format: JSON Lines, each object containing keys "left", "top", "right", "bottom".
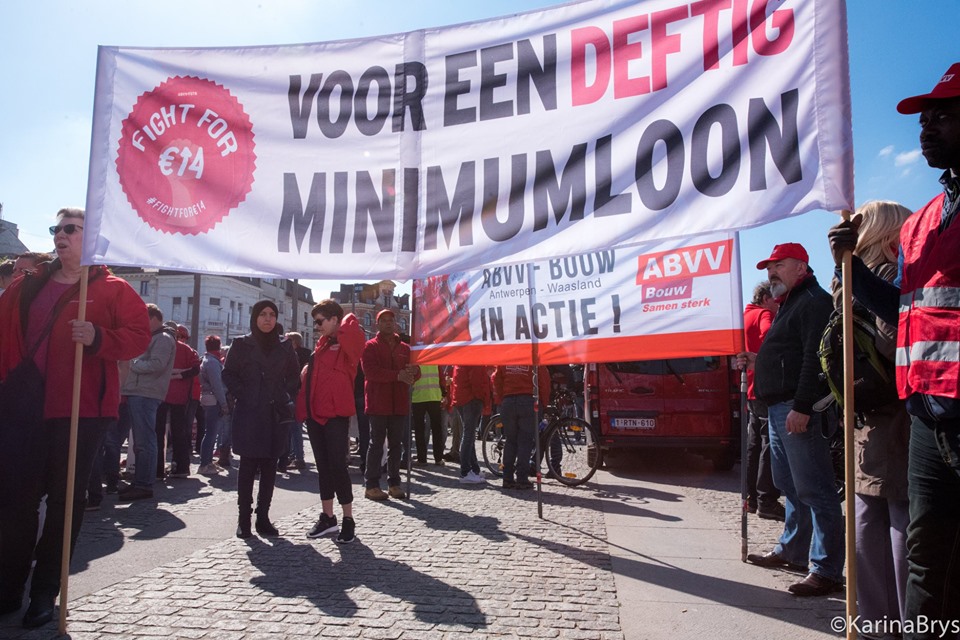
{"left": 236, "top": 503, "right": 253, "bottom": 539}
{"left": 255, "top": 507, "right": 279, "bottom": 537}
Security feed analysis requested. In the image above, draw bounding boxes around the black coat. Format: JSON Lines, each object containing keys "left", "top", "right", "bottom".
{"left": 222, "top": 334, "right": 300, "bottom": 458}
{"left": 754, "top": 274, "right": 833, "bottom": 414}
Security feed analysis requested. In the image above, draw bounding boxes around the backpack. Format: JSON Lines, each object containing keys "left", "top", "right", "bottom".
{"left": 817, "top": 307, "right": 899, "bottom": 414}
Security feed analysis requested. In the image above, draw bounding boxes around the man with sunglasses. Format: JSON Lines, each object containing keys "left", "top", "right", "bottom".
{"left": 0, "top": 207, "right": 151, "bottom": 628}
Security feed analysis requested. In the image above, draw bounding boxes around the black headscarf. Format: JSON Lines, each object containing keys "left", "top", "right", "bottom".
{"left": 250, "top": 300, "right": 281, "bottom": 350}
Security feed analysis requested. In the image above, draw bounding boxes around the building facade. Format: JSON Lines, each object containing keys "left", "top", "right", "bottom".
{"left": 113, "top": 268, "right": 315, "bottom": 350}
{"left": 328, "top": 280, "right": 411, "bottom": 339}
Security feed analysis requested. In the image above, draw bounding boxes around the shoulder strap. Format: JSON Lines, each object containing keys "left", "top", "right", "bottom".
{"left": 23, "top": 278, "right": 82, "bottom": 360}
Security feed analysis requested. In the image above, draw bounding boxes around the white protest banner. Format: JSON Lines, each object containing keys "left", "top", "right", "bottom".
{"left": 410, "top": 232, "right": 742, "bottom": 365}
{"left": 84, "top": 0, "right": 851, "bottom": 279}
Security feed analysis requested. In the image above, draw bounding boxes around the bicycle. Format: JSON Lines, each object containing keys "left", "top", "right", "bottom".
{"left": 480, "top": 396, "right": 602, "bottom": 487}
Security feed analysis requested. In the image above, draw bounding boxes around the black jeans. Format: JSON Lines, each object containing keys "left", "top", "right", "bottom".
{"left": 0, "top": 418, "right": 111, "bottom": 602}
{"left": 237, "top": 457, "right": 278, "bottom": 514}
{"left": 412, "top": 401, "right": 444, "bottom": 463}
{"left": 306, "top": 417, "right": 353, "bottom": 504}
{"left": 745, "top": 399, "right": 780, "bottom": 509}
{"left": 365, "top": 415, "right": 405, "bottom": 489}
{"left": 904, "top": 414, "right": 960, "bottom": 639}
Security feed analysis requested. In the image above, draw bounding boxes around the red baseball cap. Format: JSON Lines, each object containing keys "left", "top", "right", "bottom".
{"left": 897, "top": 63, "right": 960, "bottom": 114}
{"left": 756, "top": 243, "right": 809, "bottom": 269}
{"left": 376, "top": 308, "right": 396, "bottom": 322}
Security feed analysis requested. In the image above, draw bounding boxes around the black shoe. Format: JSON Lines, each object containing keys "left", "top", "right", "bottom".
{"left": 788, "top": 572, "right": 844, "bottom": 597}
{"left": 255, "top": 516, "right": 279, "bottom": 537}
{"left": 746, "top": 550, "right": 806, "bottom": 572}
{"left": 105, "top": 482, "right": 118, "bottom": 495}
{"left": 757, "top": 502, "right": 786, "bottom": 521}
{"left": 236, "top": 516, "right": 252, "bottom": 539}
{"left": 117, "top": 486, "right": 154, "bottom": 502}
{"left": 744, "top": 499, "right": 757, "bottom": 514}
{"left": 307, "top": 513, "right": 338, "bottom": 538}
{"left": 335, "top": 517, "right": 355, "bottom": 544}
{"left": 516, "top": 481, "right": 534, "bottom": 490}
{"left": 22, "top": 596, "right": 55, "bottom": 629}
{"left": 502, "top": 479, "right": 518, "bottom": 490}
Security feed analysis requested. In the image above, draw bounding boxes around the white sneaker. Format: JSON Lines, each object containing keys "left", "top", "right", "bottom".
{"left": 460, "top": 471, "right": 486, "bottom": 484}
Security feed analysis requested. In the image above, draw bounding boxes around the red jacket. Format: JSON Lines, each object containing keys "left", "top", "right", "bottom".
{"left": 451, "top": 365, "right": 492, "bottom": 413}
{"left": 361, "top": 331, "right": 418, "bottom": 416}
{"left": 743, "top": 303, "right": 774, "bottom": 400}
{"left": 296, "top": 314, "right": 365, "bottom": 424}
{"left": 493, "top": 365, "right": 550, "bottom": 409}
{"left": 164, "top": 340, "right": 201, "bottom": 405}
{"left": 0, "top": 263, "right": 151, "bottom": 420}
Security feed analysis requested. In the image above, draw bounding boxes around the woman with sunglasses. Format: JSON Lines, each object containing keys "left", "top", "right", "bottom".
{"left": 0, "top": 207, "right": 151, "bottom": 628}
{"left": 222, "top": 300, "right": 301, "bottom": 539}
{"left": 296, "top": 299, "right": 365, "bottom": 544}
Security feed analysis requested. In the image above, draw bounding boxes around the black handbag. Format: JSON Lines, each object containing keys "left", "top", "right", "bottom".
{"left": 0, "top": 286, "right": 72, "bottom": 429}
{"left": 0, "top": 357, "right": 45, "bottom": 427}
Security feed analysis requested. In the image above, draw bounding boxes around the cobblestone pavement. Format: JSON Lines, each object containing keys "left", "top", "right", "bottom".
{"left": 0, "top": 446, "right": 839, "bottom": 639}
{"left": 3, "top": 454, "right": 624, "bottom": 640}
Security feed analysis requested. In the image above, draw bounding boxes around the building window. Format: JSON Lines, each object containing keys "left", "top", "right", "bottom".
{"left": 172, "top": 296, "right": 181, "bottom": 305}
{"left": 210, "top": 297, "right": 220, "bottom": 306}
{"left": 399, "top": 319, "right": 407, "bottom": 332}
{"left": 364, "top": 312, "right": 373, "bottom": 326}
{"left": 139, "top": 281, "right": 150, "bottom": 296}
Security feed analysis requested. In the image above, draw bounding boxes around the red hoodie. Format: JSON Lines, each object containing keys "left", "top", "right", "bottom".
{"left": 451, "top": 365, "right": 492, "bottom": 413}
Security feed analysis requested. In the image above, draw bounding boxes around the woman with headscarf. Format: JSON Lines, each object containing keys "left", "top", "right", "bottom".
{"left": 222, "top": 300, "right": 300, "bottom": 539}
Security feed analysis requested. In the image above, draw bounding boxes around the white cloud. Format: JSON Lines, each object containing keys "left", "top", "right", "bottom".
{"left": 878, "top": 145, "right": 894, "bottom": 157}
{"left": 895, "top": 149, "right": 923, "bottom": 166}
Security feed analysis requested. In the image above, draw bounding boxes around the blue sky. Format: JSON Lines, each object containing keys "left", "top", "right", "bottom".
{"left": 0, "top": 0, "right": 956, "bottom": 303}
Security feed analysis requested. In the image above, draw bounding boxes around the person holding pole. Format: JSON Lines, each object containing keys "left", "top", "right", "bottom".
{"left": 829, "top": 64, "right": 960, "bottom": 638}
{"left": 831, "top": 200, "right": 912, "bottom": 632}
{"left": 0, "top": 207, "right": 150, "bottom": 629}
{"left": 738, "top": 242, "right": 845, "bottom": 597}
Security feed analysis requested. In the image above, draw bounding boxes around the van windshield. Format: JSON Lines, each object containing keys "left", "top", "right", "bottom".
{"left": 605, "top": 357, "right": 722, "bottom": 376}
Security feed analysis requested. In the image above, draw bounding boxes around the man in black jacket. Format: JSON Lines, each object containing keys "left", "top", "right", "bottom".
{"left": 740, "top": 243, "right": 844, "bottom": 597}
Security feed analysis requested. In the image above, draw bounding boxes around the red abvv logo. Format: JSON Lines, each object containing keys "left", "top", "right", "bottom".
{"left": 635, "top": 239, "right": 733, "bottom": 284}
{"left": 116, "top": 76, "right": 256, "bottom": 235}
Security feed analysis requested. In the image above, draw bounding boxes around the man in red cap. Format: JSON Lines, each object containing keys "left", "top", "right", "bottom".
{"left": 739, "top": 242, "right": 843, "bottom": 597}
{"left": 829, "top": 63, "right": 960, "bottom": 637}
{"left": 360, "top": 308, "right": 419, "bottom": 500}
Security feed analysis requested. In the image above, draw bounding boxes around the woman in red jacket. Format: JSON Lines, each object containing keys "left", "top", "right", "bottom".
{"left": 297, "top": 299, "right": 365, "bottom": 544}
{"left": 0, "top": 207, "right": 151, "bottom": 628}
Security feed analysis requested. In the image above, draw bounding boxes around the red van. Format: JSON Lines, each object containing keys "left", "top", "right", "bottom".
{"left": 585, "top": 356, "right": 740, "bottom": 470}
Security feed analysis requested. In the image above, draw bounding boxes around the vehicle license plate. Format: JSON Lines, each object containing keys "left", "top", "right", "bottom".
{"left": 612, "top": 417, "right": 656, "bottom": 429}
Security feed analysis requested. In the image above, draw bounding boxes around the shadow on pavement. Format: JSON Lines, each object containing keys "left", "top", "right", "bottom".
{"left": 245, "top": 537, "right": 487, "bottom": 627}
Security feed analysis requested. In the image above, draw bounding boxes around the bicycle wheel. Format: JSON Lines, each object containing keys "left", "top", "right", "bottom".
{"left": 480, "top": 414, "right": 505, "bottom": 477}
{"left": 543, "top": 417, "right": 602, "bottom": 487}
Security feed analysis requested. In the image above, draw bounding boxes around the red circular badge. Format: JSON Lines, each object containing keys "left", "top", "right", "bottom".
{"left": 116, "top": 76, "right": 256, "bottom": 235}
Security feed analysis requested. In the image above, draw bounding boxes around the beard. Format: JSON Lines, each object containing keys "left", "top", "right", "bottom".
{"left": 769, "top": 281, "right": 788, "bottom": 298}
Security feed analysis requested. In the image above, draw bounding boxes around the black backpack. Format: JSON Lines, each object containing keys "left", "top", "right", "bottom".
{"left": 817, "top": 307, "right": 899, "bottom": 414}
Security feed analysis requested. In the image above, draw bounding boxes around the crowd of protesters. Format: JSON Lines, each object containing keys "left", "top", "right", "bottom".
{"left": 1, "top": 62, "right": 959, "bottom": 640}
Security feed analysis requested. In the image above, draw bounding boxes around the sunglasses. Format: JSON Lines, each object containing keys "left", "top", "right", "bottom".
{"left": 49, "top": 223, "right": 84, "bottom": 236}
{"left": 314, "top": 317, "right": 328, "bottom": 327}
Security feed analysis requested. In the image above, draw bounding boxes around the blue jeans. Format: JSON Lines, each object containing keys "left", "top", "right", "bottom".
{"left": 199, "top": 405, "right": 222, "bottom": 466}
{"left": 458, "top": 399, "right": 482, "bottom": 477}
{"left": 904, "top": 414, "right": 960, "bottom": 639}
{"left": 103, "top": 402, "right": 132, "bottom": 486}
{"left": 289, "top": 420, "right": 305, "bottom": 461}
{"left": 500, "top": 395, "right": 536, "bottom": 483}
{"left": 767, "top": 401, "right": 845, "bottom": 581}
{"left": 128, "top": 395, "right": 161, "bottom": 489}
